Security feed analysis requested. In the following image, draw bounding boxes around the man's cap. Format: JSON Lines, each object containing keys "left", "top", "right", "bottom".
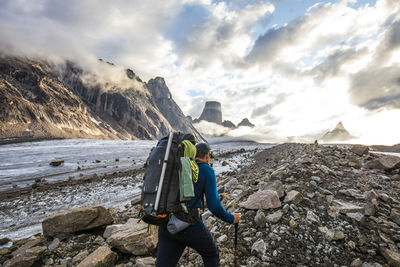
{"left": 195, "top": 143, "right": 214, "bottom": 158}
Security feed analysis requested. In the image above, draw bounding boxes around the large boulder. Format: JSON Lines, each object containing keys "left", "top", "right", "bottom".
{"left": 4, "top": 237, "right": 46, "bottom": 267}
{"left": 77, "top": 246, "right": 118, "bottom": 267}
{"left": 367, "top": 155, "right": 400, "bottom": 171}
{"left": 351, "top": 145, "right": 369, "bottom": 156}
{"left": 105, "top": 218, "right": 158, "bottom": 255}
{"left": 260, "top": 180, "right": 285, "bottom": 198}
{"left": 42, "top": 206, "right": 113, "bottom": 237}
{"left": 239, "top": 190, "right": 281, "bottom": 210}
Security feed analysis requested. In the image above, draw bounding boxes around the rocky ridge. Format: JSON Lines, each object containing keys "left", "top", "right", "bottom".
{"left": 193, "top": 100, "right": 255, "bottom": 129}
{"left": 1, "top": 144, "right": 400, "bottom": 266}
{"left": 0, "top": 56, "right": 202, "bottom": 141}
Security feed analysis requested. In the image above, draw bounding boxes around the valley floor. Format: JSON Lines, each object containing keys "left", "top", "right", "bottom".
{"left": 1, "top": 142, "right": 400, "bottom": 266}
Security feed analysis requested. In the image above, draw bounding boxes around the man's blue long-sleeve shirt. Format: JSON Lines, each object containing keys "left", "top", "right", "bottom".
{"left": 189, "top": 162, "right": 234, "bottom": 226}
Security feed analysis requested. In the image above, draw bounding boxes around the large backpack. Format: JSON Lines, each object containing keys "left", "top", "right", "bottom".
{"left": 139, "top": 132, "right": 202, "bottom": 226}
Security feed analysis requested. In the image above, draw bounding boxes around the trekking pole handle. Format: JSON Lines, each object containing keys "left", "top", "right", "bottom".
{"left": 154, "top": 131, "right": 174, "bottom": 211}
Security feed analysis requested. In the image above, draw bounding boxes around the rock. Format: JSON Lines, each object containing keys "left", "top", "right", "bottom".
{"left": 350, "top": 258, "right": 363, "bottom": 267}
{"left": 135, "top": 257, "right": 156, "bottom": 267}
{"left": 348, "top": 240, "right": 356, "bottom": 249}
{"left": 0, "top": 237, "right": 11, "bottom": 245}
{"left": 50, "top": 160, "right": 64, "bottom": 166}
{"left": 231, "top": 189, "right": 245, "bottom": 201}
{"left": 224, "top": 178, "right": 238, "bottom": 192}
{"left": 365, "top": 190, "right": 378, "bottom": 201}
{"left": 319, "top": 226, "right": 335, "bottom": 241}
{"left": 265, "top": 211, "right": 283, "bottom": 224}
{"left": 339, "top": 189, "right": 364, "bottom": 199}
{"left": 72, "top": 250, "right": 89, "bottom": 265}
{"left": 364, "top": 203, "right": 376, "bottom": 216}
{"left": 239, "top": 190, "right": 281, "bottom": 210}
{"left": 202, "top": 210, "right": 213, "bottom": 221}
{"left": 318, "top": 226, "right": 344, "bottom": 241}
{"left": 351, "top": 145, "right": 369, "bottom": 156}
{"left": 306, "top": 210, "right": 320, "bottom": 224}
{"left": 311, "top": 176, "right": 321, "bottom": 183}
{"left": 131, "top": 193, "right": 141, "bottom": 206}
{"left": 367, "top": 155, "right": 400, "bottom": 171}
{"left": 348, "top": 157, "right": 362, "bottom": 168}
{"left": 251, "top": 239, "right": 266, "bottom": 255}
{"left": 48, "top": 238, "right": 60, "bottom": 251}
{"left": 0, "top": 247, "right": 11, "bottom": 256}
{"left": 45, "top": 258, "right": 54, "bottom": 265}
{"left": 5, "top": 245, "right": 47, "bottom": 267}
{"left": 254, "top": 210, "right": 266, "bottom": 228}
{"left": 391, "top": 209, "right": 400, "bottom": 226}
{"left": 283, "top": 190, "right": 303, "bottom": 204}
{"left": 217, "top": 235, "right": 227, "bottom": 243}
{"left": 77, "top": 246, "right": 118, "bottom": 267}
{"left": 379, "top": 193, "right": 393, "bottom": 203}
{"left": 262, "top": 180, "right": 285, "bottom": 198}
{"left": 270, "top": 168, "right": 288, "bottom": 180}
{"left": 381, "top": 247, "right": 400, "bottom": 267}
{"left": 346, "top": 212, "right": 365, "bottom": 222}
{"left": 42, "top": 206, "right": 114, "bottom": 237}
{"left": 361, "top": 263, "right": 383, "bottom": 267}
{"left": 289, "top": 219, "right": 298, "bottom": 228}
{"left": 105, "top": 218, "right": 158, "bottom": 255}
{"left": 333, "top": 231, "right": 345, "bottom": 240}
{"left": 333, "top": 200, "right": 364, "bottom": 214}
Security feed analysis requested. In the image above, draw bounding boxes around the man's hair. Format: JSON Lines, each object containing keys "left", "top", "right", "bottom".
{"left": 196, "top": 151, "right": 208, "bottom": 158}
{"left": 195, "top": 143, "right": 211, "bottom": 159}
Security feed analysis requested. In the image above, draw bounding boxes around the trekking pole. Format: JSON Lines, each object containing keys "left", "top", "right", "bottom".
{"left": 154, "top": 131, "right": 174, "bottom": 212}
{"left": 234, "top": 223, "right": 238, "bottom": 267}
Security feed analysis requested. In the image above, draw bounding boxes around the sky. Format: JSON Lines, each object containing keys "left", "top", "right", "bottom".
{"left": 0, "top": 0, "right": 399, "bottom": 145}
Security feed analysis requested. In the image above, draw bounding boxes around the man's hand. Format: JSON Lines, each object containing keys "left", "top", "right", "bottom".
{"left": 233, "top": 212, "right": 241, "bottom": 224}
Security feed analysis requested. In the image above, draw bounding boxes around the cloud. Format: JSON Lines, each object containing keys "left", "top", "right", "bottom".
{"left": 167, "top": 0, "right": 274, "bottom": 69}
{"left": 348, "top": 19, "right": 400, "bottom": 110}
{"left": 1, "top": 0, "right": 400, "bottom": 145}
{"left": 0, "top": 0, "right": 182, "bottom": 78}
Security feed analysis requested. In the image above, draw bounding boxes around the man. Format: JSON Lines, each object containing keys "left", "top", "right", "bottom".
{"left": 156, "top": 143, "right": 241, "bottom": 267}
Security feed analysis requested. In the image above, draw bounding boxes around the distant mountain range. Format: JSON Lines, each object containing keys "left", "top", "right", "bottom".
{"left": 0, "top": 56, "right": 202, "bottom": 141}
{"left": 190, "top": 101, "right": 255, "bottom": 129}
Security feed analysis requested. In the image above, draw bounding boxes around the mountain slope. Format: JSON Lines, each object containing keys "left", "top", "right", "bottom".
{"left": 0, "top": 56, "right": 202, "bottom": 140}
{"left": 147, "top": 77, "right": 202, "bottom": 140}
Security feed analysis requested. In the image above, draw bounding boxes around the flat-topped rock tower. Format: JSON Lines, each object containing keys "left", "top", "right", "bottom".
{"left": 198, "top": 101, "right": 222, "bottom": 124}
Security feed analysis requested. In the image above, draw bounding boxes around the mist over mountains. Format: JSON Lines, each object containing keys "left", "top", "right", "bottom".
{"left": 0, "top": 56, "right": 201, "bottom": 141}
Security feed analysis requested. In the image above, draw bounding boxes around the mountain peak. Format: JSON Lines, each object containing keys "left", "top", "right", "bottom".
{"left": 334, "top": 121, "right": 345, "bottom": 131}
{"left": 320, "top": 121, "right": 357, "bottom": 143}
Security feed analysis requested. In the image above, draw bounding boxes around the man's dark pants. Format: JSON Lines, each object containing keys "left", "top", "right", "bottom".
{"left": 156, "top": 224, "right": 219, "bottom": 267}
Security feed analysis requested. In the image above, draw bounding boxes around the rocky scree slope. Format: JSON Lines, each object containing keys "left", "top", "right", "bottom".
{"left": 2, "top": 144, "right": 400, "bottom": 266}
{"left": 199, "top": 143, "right": 400, "bottom": 266}
{"left": 0, "top": 56, "right": 201, "bottom": 140}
